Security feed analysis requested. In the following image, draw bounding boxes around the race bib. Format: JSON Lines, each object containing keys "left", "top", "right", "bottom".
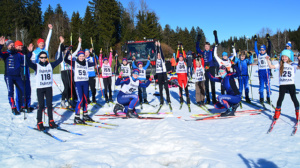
{"left": 36, "top": 63, "right": 53, "bottom": 88}
{"left": 74, "top": 61, "right": 89, "bottom": 82}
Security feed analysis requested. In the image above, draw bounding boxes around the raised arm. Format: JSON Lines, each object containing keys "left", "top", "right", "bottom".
{"left": 26, "top": 43, "right": 37, "bottom": 71}
{"left": 115, "top": 74, "right": 130, "bottom": 86}
{"left": 45, "top": 24, "right": 53, "bottom": 51}
{"left": 109, "top": 48, "right": 113, "bottom": 66}
{"left": 0, "top": 36, "right": 10, "bottom": 59}
{"left": 51, "top": 38, "right": 64, "bottom": 68}
{"left": 266, "top": 33, "right": 271, "bottom": 56}
{"left": 144, "top": 59, "right": 151, "bottom": 69}
{"left": 72, "top": 37, "right": 82, "bottom": 57}
{"left": 254, "top": 35, "right": 259, "bottom": 56}
{"left": 99, "top": 50, "right": 103, "bottom": 67}
{"left": 213, "top": 45, "right": 222, "bottom": 65}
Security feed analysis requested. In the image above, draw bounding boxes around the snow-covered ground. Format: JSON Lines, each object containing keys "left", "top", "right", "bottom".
{"left": 1, "top": 62, "right": 300, "bottom": 168}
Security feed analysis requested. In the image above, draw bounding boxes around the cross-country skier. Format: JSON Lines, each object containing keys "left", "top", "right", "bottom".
{"left": 194, "top": 57, "right": 205, "bottom": 106}
{"left": 86, "top": 48, "right": 98, "bottom": 104}
{"left": 120, "top": 57, "right": 131, "bottom": 78}
{"left": 64, "top": 50, "right": 95, "bottom": 124}
{"left": 155, "top": 41, "right": 171, "bottom": 106}
{"left": 14, "top": 40, "right": 33, "bottom": 112}
{"left": 266, "top": 50, "right": 300, "bottom": 121}
{"left": 113, "top": 69, "right": 153, "bottom": 118}
{"left": 99, "top": 48, "right": 113, "bottom": 103}
{"left": 0, "top": 37, "right": 25, "bottom": 115}
{"left": 26, "top": 36, "right": 64, "bottom": 131}
{"left": 176, "top": 44, "right": 191, "bottom": 106}
{"left": 234, "top": 51, "right": 253, "bottom": 102}
{"left": 207, "top": 65, "right": 241, "bottom": 116}
{"left": 214, "top": 42, "right": 237, "bottom": 94}
{"left": 59, "top": 37, "right": 81, "bottom": 108}
{"left": 132, "top": 55, "right": 151, "bottom": 104}
{"left": 196, "top": 30, "right": 218, "bottom": 104}
{"left": 254, "top": 34, "right": 272, "bottom": 104}
{"left": 32, "top": 24, "right": 52, "bottom": 63}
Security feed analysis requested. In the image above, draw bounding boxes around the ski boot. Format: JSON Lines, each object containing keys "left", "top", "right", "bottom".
{"left": 113, "top": 103, "right": 124, "bottom": 115}
{"left": 267, "top": 97, "right": 271, "bottom": 105}
{"left": 12, "top": 108, "right": 20, "bottom": 115}
{"left": 206, "top": 98, "right": 210, "bottom": 105}
{"left": 83, "top": 113, "right": 94, "bottom": 122}
{"left": 273, "top": 108, "right": 281, "bottom": 120}
{"left": 212, "top": 98, "right": 217, "bottom": 105}
{"left": 143, "top": 99, "right": 149, "bottom": 104}
{"left": 196, "top": 102, "right": 202, "bottom": 106}
{"left": 61, "top": 100, "right": 67, "bottom": 108}
{"left": 126, "top": 109, "right": 139, "bottom": 118}
{"left": 74, "top": 115, "right": 85, "bottom": 124}
{"left": 245, "top": 96, "right": 251, "bottom": 103}
{"left": 180, "top": 97, "right": 184, "bottom": 104}
{"left": 37, "top": 121, "right": 45, "bottom": 131}
{"left": 49, "top": 120, "right": 58, "bottom": 129}
{"left": 296, "top": 109, "right": 299, "bottom": 121}
{"left": 259, "top": 98, "right": 264, "bottom": 104}
{"left": 221, "top": 107, "right": 235, "bottom": 117}
{"left": 88, "top": 99, "right": 91, "bottom": 104}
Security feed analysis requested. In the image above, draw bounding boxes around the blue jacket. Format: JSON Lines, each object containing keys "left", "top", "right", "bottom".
{"left": 132, "top": 60, "right": 150, "bottom": 80}
{"left": 86, "top": 55, "right": 98, "bottom": 77}
{"left": 196, "top": 41, "right": 215, "bottom": 67}
{"left": 0, "top": 45, "right": 24, "bottom": 76}
{"left": 234, "top": 55, "right": 253, "bottom": 76}
{"left": 208, "top": 65, "right": 241, "bottom": 96}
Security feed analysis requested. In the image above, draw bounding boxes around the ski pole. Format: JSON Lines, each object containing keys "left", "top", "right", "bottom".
{"left": 70, "top": 33, "right": 74, "bottom": 103}
{"left": 21, "top": 30, "right": 27, "bottom": 120}
{"left": 91, "top": 37, "right": 104, "bottom": 98}
{"left": 113, "top": 51, "right": 118, "bottom": 92}
{"left": 53, "top": 79, "right": 63, "bottom": 94}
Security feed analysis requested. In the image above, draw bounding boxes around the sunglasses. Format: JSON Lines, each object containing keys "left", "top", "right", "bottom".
{"left": 133, "top": 72, "right": 139, "bottom": 75}
{"left": 40, "top": 57, "right": 47, "bottom": 59}
{"left": 260, "top": 49, "right": 265, "bottom": 51}
{"left": 219, "top": 69, "right": 226, "bottom": 73}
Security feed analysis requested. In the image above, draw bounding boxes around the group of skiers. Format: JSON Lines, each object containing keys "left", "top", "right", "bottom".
{"left": 1, "top": 25, "right": 300, "bottom": 131}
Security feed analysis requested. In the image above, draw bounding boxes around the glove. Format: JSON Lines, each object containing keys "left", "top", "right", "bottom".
{"left": 205, "top": 66, "right": 210, "bottom": 70}
{"left": 213, "top": 30, "right": 217, "bottom": 37}
{"left": 266, "top": 33, "right": 270, "bottom": 40}
{"left": 231, "top": 60, "right": 235, "bottom": 65}
{"left": 247, "top": 51, "right": 252, "bottom": 56}
{"left": 148, "top": 55, "right": 150, "bottom": 60}
{"left": 197, "top": 34, "right": 202, "bottom": 42}
{"left": 150, "top": 75, "right": 154, "bottom": 79}
{"left": 231, "top": 42, "right": 235, "bottom": 48}
{"left": 236, "top": 49, "right": 240, "bottom": 53}
{"left": 181, "top": 45, "right": 184, "bottom": 50}
{"left": 68, "top": 45, "right": 73, "bottom": 51}
{"left": 119, "top": 71, "right": 123, "bottom": 78}
{"left": 254, "top": 35, "right": 257, "bottom": 41}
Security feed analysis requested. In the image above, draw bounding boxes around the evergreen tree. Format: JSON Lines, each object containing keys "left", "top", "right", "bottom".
{"left": 82, "top": 6, "right": 95, "bottom": 50}
{"left": 25, "top": 0, "right": 42, "bottom": 40}
{"left": 70, "top": 11, "right": 82, "bottom": 50}
{"left": 136, "top": 11, "right": 160, "bottom": 40}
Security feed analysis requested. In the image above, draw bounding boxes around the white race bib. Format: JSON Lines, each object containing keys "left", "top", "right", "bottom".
{"left": 74, "top": 61, "right": 89, "bottom": 82}
{"left": 121, "top": 77, "right": 139, "bottom": 94}
{"left": 258, "top": 54, "right": 269, "bottom": 70}
{"left": 156, "top": 59, "right": 163, "bottom": 73}
{"left": 176, "top": 61, "right": 187, "bottom": 73}
{"left": 139, "top": 68, "right": 146, "bottom": 79}
{"left": 36, "top": 63, "right": 53, "bottom": 88}
{"left": 121, "top": 64, "right": 131, "bottom": 77}
{"left": 195, "top": 67, "right": 205, "bottom": 81}
{"left": 279, "top": 63, "right": 295, "bottom": 85}
{"left": 102, "top": 63, "right": 112, "bottom": 76}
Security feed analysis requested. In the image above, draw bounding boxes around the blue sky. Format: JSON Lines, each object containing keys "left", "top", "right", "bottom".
{"left": 41, "top": 0, "right": 300, "bottom": 42}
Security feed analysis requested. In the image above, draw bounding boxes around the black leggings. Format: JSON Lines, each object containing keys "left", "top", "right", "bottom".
{"left": 205, "top": 66, "right": 216, "bottom": 102}
{"left": 37, "top": 87, "right": 53, "bottom": 123}
{"left": 157, "top": 73, "right": 170, "bottom": 103}
{"left": 88, "top": 77, "right": 96, "bottom": 101}
{"left": 61, "top": 70, "right": 70, "bottom": 100}
{"left": 103, "top": 77, "right": 112, "bottom": 100}
{"left": 276, "top": 84, "right": 299, "bottom": 109}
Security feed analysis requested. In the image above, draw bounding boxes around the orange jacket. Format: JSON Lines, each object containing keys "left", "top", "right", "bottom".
{"left": 170, "top": 58, "right": 176, "bottom": 66}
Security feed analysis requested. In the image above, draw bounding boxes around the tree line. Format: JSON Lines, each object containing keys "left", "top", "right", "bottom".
{"left": 0, "top": 0, "right": 299, "bottom": 59}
